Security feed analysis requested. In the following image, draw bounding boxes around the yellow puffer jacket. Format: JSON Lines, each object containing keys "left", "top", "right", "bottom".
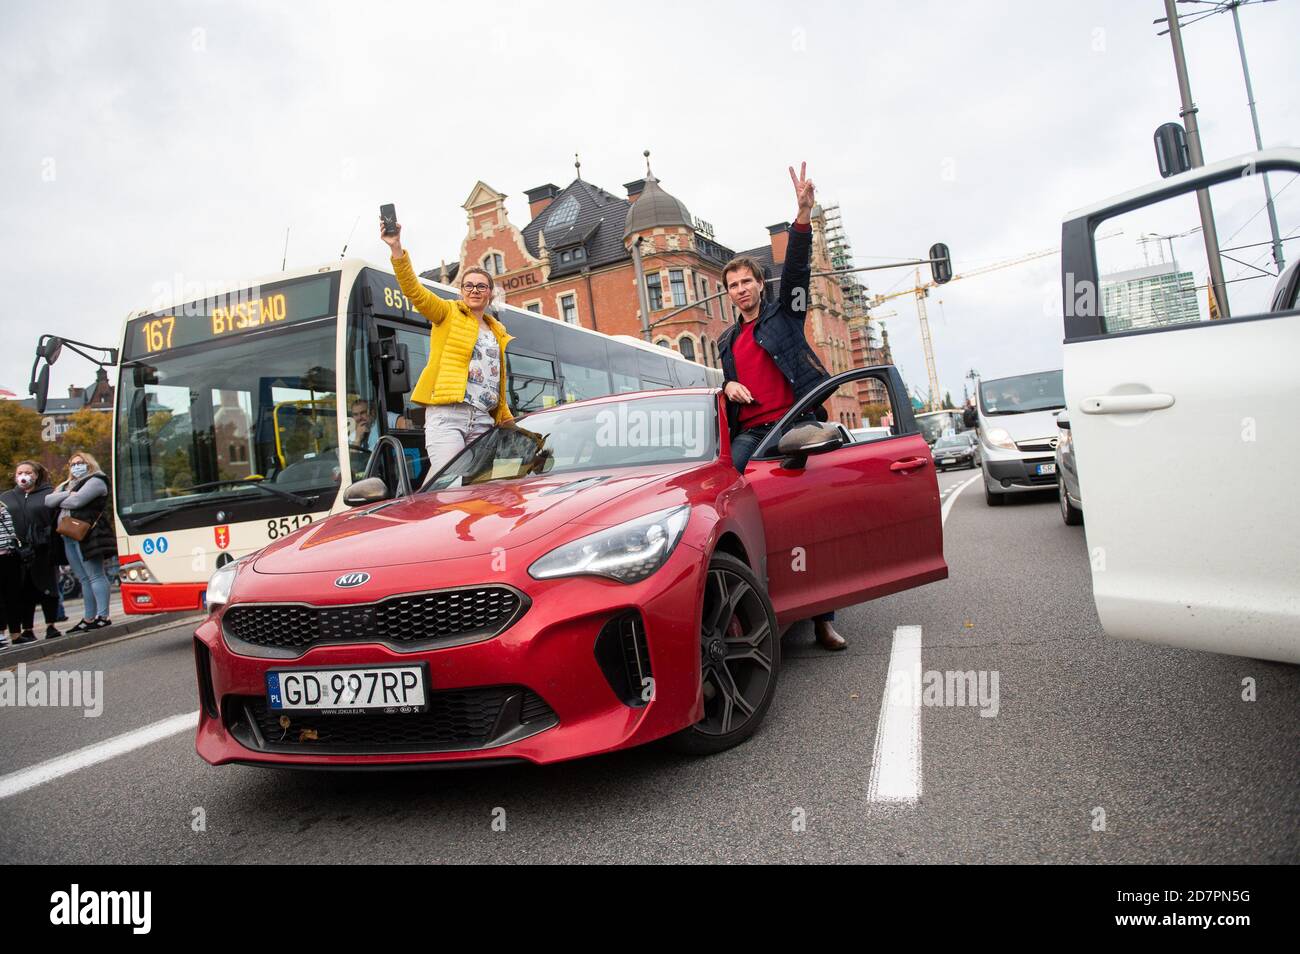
{"left": 392, "top": 252, "right": 514, "bottom": 425}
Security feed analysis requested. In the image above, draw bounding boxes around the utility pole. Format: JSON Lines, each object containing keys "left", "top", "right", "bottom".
{"left": 1164, "top": 0, "right": 1231, "bottom": 318}
{"left": 630, "top": 237, "right": 653, "bottom": 341}
{"left": 1228, "top": 0, "right": 1285, "bottom": 270}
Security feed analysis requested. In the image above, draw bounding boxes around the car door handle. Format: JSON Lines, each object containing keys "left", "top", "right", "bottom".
{"left": 890, "top": 457, "right": 929, "bottom": 472}
{"left": 1080, "top": 393, "right": 1175, "bottom": 415}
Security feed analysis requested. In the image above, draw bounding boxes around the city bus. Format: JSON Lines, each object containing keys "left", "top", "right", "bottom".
{"left": 914, "top": 408, "right": 968, "bottom": 446}
{"left": 109, "top": 258, "right": 720, "bottom": 614}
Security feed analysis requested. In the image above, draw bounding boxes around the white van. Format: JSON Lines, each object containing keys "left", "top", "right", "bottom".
{"left": 976, "top": 369, "right": 1066, "bottom": 506}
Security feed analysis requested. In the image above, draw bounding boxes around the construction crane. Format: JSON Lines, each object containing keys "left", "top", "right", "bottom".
{"left": 866, "top": 244, "right": 1064, "bottom": 412}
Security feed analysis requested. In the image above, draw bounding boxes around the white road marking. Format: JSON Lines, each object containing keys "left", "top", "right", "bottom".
{"left": 942, "top": 474, "right": 981, "bottom": 526}
{"left": 866, "top": 476, "right": 980, "bottom": 804}
{"left": 0, "top": 711, "right": 197, "bottom": 800}
{"left": 868, "top": 625, "right": 923, "bottom": 804}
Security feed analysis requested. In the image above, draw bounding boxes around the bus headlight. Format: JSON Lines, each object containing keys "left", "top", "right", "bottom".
{"left": 529, "top": 505, "right": 690, "bottom": 584}
{"left": 206, "top": 561, "right": 241, "bottom": 611}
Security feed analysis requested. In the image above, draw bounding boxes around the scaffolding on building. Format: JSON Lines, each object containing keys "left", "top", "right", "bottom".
{"left": 823, "top": 203, "right": 881, "bottom": 348}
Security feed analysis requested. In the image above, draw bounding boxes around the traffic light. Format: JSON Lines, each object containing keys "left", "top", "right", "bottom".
{"left": 929, "top": 243, "right": 953, "bottom": 284}
{"left": 1154, "top": 122, "right": 1191, "bottom": 179}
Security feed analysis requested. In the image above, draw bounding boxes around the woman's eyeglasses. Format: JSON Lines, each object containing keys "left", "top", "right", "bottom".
{"left": 462, "top": 283, "right": 490, "bottom": 293}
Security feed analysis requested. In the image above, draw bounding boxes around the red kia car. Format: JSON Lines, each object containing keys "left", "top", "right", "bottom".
{"left": 194, "top": 367, "right": 947, "bottom": 768}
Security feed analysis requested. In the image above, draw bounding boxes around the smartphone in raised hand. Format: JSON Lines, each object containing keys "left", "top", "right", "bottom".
{"left": 380, "top": 203, "right": 398, "bottom": 236}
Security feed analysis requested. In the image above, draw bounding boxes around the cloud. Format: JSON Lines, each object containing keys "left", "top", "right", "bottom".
{"left": 2, "top": 0, "right": 1295, "bottom": 409}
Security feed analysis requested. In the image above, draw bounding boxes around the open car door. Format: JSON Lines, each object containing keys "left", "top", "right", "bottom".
{"left": 744, "top": 366, "right": 948, "bottom": 627}
{"left": 1060, "top": 147, "right": 1300, "bottom": 663}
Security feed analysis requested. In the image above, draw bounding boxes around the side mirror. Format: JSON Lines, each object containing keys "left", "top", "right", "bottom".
{"left": 343, "top": 476, "right": 390, "bottom": 507}
{"left": 777, "top": 422, "right": 844, "bottom": 469}
{"left": 1056, "top": 411, "right": 1071, "bottom": 430}
{"left": 384, "top": 342, "right": 411, "bottom": 395}
{"left": 30, "top": 363, "right": 50, "bottom": 414}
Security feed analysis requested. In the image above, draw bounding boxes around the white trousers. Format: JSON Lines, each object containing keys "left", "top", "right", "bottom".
{"left": 424, "top": 402, "right": 493, "bottom": 475}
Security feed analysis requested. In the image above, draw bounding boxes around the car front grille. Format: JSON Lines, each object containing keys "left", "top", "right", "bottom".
{"left": 223, "top": 586, "right": 526, "bottom": 655}
{"left": 1015, "top": 438, "right": 1058, "bottom": 452}
{"left": 226, "top": 685, "right": 558, "bottom": 755}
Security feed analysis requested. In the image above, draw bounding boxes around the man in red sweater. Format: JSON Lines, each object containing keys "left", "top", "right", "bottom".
{"left": 716, "top": 163, "right": 846, "bottom": 651}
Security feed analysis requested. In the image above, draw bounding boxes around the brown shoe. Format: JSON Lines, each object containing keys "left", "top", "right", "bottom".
{"left": 814, "top": 620, "right": 847, "bottom": 651}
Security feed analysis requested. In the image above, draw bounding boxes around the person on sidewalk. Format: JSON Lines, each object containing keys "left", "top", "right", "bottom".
{"left": 0, "top": 497, "right": 20, "bottom": 649}
{"left": 46, "top": 451, "right": 115, "bottom": 631}
{"left": 0, "top": 461, "right": 62, "bottom": 643}
{"left": 380, "top": 218, "right": 515, "bottom": 475}
{"left": 716, "top": 162, "right": 847, "bottom": 652}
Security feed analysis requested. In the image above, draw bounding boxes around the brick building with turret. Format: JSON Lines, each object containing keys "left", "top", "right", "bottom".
{"left": 420, "top": 156, "right": 863, "bottom": 427}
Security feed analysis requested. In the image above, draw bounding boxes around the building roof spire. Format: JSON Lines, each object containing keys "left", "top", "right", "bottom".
{"left": 644, "top": 149, "right": 655, "bottom": 181}
{"left": 574, "top": 152, "right": 582, "bottom": 179}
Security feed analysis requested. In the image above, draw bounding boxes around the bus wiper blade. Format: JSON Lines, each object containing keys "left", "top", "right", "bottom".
{"left": 126, "top": 498, "right": 225, "bottom": 530}
{"left": 184, "top": 479, "right": 312, "bottom": 507}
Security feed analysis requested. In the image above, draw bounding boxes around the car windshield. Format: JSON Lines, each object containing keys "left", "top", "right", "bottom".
{"left": 422, "top": 393, "right": 718, "bottom": 491}
{"left": 116, "top": 321, "right": 340, "bottom": 531}
{"left": 979, "top": 371, "right": 1065, "bottom": 415}
{"left": 935, "top": 436, "right": 968, "bottom": 450}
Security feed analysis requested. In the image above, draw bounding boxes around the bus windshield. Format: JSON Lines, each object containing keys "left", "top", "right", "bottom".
{"left": 916, "top": 411, "right": 961, "bottom": 445}
{"left": 115, "top": 320, "right": 342, "bottom": 533}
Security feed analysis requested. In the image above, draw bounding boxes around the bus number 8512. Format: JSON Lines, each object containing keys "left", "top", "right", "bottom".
{"left": 267, "top": 514, "right": 314, "bottom": 539}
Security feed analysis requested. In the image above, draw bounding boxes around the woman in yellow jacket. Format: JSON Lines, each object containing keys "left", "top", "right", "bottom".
{"left": 381, "top": 218, "right": 514, "bottom": 474}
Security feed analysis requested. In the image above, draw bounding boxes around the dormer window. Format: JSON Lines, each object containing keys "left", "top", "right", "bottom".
{"left": 481, "top": 252, "right": 505, "bottom": 275}
{"left": 547, "top": 196, "right": 579, "bottom": 229}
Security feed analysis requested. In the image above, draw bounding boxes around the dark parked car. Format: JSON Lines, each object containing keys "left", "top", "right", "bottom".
{"left": 932, "top": 432, "right": 979, "bottom": 471}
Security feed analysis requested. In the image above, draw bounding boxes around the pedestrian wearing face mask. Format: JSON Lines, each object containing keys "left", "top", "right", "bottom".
{"left": 0, "top": 461, "right": 62, "bottom": 644}
{"left": 46, "top": 451, "right": 115, "bottom": 631}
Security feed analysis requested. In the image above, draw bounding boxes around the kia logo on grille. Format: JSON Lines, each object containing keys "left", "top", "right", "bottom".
{"left": 334, "top": 572, "right": 370, "bottom": 588}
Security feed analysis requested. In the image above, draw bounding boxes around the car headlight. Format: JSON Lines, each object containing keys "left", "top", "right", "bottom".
{"left": 206, "top": 560, "right": 242, "bottom": 611}
{"left": 528, "top": 505, "right": 690, "bottom": 584}
{"left": 983, "top": 427, "right": 1017, "bottom": 450}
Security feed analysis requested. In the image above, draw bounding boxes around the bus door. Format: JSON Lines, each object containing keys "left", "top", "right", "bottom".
{"left": 370, "top": 322, "right": 426, "bottom": 484}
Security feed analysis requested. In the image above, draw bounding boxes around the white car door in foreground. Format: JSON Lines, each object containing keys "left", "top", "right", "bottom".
{"left": 1059, "top": 148, "right": 1300, "bottom": 664}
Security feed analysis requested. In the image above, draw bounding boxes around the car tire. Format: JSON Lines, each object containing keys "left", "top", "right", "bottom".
{"left": 668, "top": 552, "right": 780, "bottom": 756}
{"left": 1059, "top": 477, "right": 1083, "bottom": 525}
{"left": 984, "top": 481, "right": 1004, "bottom": 506}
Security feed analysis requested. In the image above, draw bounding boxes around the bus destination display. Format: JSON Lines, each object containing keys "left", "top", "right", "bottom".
{"left": 124, "top": 274, "right": 336, "bottom": 359}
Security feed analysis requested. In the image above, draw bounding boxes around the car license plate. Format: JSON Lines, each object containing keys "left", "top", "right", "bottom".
{"left": 1036, "top": 463, "right": 1057, "bottom": 476}
{"left": 266, "top": 665, "right": 428, "bottom": 714}
{"left": 941, "top": 457, "right": 956, "bottom": 464}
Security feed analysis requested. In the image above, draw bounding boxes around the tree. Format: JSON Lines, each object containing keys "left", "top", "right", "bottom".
{"left": 0, "top": 401, "right": 44, "bottom": 476}
{"left": 942, "top": 391, "right": 955, "bottom": 410}
{"left": 860, "top": 402, "right": 890, "bottom": 427}
{"left": 58, "top": 408, "right": 113, "bottom": 471}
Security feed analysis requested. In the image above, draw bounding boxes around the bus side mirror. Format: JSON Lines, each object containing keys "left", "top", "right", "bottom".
{"left": 30, "top": 363, "right": 50, "bottom": 414}
{"left": 929, "top": 243, "right": 952, "bottom": 284}
{"left": 384, "top": 342, "right": 410, "bottom": 395}
{"left": 343, "top": 476, "right": 390, "bottom": 507}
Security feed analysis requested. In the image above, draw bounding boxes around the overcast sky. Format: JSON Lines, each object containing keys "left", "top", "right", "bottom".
{"left": 2, "top": 0, "right": 1296, "bottom": 407}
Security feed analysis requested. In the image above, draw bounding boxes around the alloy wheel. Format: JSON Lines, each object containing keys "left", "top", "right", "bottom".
{"left": 696, "top": 565, "right": 775, "bottom": 736}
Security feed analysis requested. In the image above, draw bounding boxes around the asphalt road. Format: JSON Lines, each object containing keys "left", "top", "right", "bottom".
{"left": 2, "top": 466, "right": 1296, "bottom": 864}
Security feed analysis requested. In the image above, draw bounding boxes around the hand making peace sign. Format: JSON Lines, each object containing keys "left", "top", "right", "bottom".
{"left": 789, "top": 161, "right": 815, "bottom": 220}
